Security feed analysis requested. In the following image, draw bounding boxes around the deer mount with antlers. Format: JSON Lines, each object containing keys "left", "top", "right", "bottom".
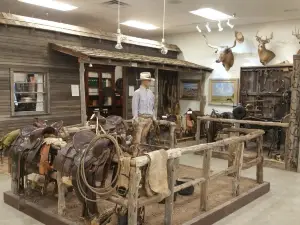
{"left": 201, "top": 31, "right": 243, "bottom": 71}
{"left": 292, "top": 27, "right": 300, "bottom": 55}
{"left": 255, "top": 32, "right": 276, "bottom": 65}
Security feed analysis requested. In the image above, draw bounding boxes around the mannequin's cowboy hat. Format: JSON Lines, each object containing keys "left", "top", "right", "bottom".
{"left": 139, "top": 72, "right": 155, "bottom": 81}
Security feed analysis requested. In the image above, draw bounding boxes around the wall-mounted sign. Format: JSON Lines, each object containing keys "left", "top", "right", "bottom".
{"left": 71, "top": 84, "right": 79, "bottom": 96}
{"left": 129, "top": 86, "right": 135, "bottom": 97}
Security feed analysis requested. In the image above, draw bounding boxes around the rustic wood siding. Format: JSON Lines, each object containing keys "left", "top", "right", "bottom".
{"left": 0, "top": 24, "right": 177, "bottom": 135}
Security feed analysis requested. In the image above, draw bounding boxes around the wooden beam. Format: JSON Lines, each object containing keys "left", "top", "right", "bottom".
{"left": 199, "top": 116, "right": 289, "bottom": 128}
{"left": 134, "top": 129, "right": 265, "bottom": 168}
{"left": 0, "top": 12, "right": 181, "bottom": 52}
{"left": 79, "top": 62, "right": 86, "bottom": 125}
{"left": 87, "top": 59, "right": 208, "bottom": 73}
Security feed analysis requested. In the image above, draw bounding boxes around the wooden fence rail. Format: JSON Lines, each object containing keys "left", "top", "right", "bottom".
{"left": 117, "top": 123, "right": 265, "bottom": 225}
{"left": 196, "top": 116, "right": 289, "bottom": 170}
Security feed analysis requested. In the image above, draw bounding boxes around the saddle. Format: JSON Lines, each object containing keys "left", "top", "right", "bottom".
{"left": 91, "top": 115, "right": 125, "bottom": 133}
{"left": 54, "top": 130, "right": 112, "bottom": 179}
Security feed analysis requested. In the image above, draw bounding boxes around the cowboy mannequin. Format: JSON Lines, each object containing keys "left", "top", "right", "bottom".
{"left": 132, "top": 72, "right": 156, "bottom": 146}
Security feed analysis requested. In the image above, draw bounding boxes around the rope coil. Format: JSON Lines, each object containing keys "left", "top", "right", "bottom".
{"left": 76, "top": 134, "right": 124, "bottom": 202}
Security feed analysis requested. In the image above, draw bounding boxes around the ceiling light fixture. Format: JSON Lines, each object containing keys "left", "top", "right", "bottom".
{"left": 227, "top": 19, "right": 234, "bottom": 28}
{"left": 218, "top": 21, "right": 223, "bottom": 32}
{"left": 18, "top": 0, "right": 77, "bottom": 11}
{"left": 89, "top": 63, "right": 93, "bottom": 68}
{"left": 205, "top": 23, "right": 211, "bottom": 32}
{"left": 190, "top": 8, "right": 233, "bottom": 21}
{"left": 161, "top": 0, "right": 168, "bottom": 55}
{"left": 121, "top": 20, "right": 158, "bottom": 30}
{"left": 115, "top": 0, "right": 123, "bottom": 50}
{"left": 196, "top": 25, "right": 202, "bottom": 33}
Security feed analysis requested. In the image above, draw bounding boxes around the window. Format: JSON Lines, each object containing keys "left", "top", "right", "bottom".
{"left": 11, "top": 71, "right": 49, "bottom": 116}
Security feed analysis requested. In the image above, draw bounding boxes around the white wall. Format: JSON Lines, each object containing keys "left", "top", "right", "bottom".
{"left": 167, "top": 19, "right": 300, "bottom": 114}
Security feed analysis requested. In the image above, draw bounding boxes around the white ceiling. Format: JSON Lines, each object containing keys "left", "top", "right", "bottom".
{"left": 1, "top": 0, "right": 300, "bottom": 38}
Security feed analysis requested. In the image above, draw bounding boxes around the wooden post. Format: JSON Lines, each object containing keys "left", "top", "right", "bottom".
{"left": 284, "top": 127, "right": 289, "bottom": 170}
{"left": 79, "top": 61, "right": 87, "bottom": 125}
{"left": 256, "top": 136, "right": 264, "bottom": 184}
{"left": 232, "top": 142, "right": 244, "bottom": 196}
{"left": 128, "top": 167, "right": 141, "bottom": 225}
{"left": 196, "top": 118, "right": 201, "bottom": 145}
{"left": 169, "top": 123, "right": 176, "bottom": 149}
{"left": 154, "top": 68, "right": 159, "bottom": 119}
{"left": 57, "top": 171, "right": 66, "bottom": 216}
{"left": 164, "top": 158, "right": 176, "bottom": 225}
{"left": 200, "top": 149, "right": 212, "bottom": 211}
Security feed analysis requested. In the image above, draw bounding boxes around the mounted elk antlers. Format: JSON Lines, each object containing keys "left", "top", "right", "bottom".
{"left": 201, "top": 31, "right": 243, "bottom": 71}
{"left": 255, "top": 31, "right": 276, "bottom": 65}
{"left": 292, "top": 27, "right": 300, "bottom": 55}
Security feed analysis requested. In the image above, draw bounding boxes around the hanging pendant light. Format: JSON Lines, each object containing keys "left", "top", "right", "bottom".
{"left": 196, "top": 25, "right": 202, "bottom": 33}
{"left": 115, "top": 0, "right": 123, "bottom": 50}
{"left": 227, "top": 19, "right": 234, "bottom": 28}
{"left": 218, "top": 21, "right": 223, "bottom": 32}
{"left": 205, "top": 22, "right": 211, "bottom": 32}
{"left": 161, "top": 0, "right": 168, "bottom": 54}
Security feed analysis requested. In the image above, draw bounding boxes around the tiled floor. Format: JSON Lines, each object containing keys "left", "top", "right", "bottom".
{"left": 0, "top": 154, "right": 299, "bottom": 224}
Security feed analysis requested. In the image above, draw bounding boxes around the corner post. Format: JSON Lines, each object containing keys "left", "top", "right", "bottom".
{"left": 232, "top": 142, "right": 244, "bottom": 196}
{"left": 164, "top": 158, "right": 176, "bottom": 225}
{"left": 128, "top": 167, "right": 141, "bottom": 225}
{"left": 256, "top": 136, "right": 264, "bottom": 184}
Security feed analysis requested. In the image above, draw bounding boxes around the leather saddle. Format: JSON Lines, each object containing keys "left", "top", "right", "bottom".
{"left": 54, "top": 130, "right": 112, "bottom": 178}
{"left": 92, "top": 115, "right": 125, "bottom": 132}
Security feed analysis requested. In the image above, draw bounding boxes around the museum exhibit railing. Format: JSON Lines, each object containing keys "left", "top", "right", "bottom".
{"left": 195, "top": 116, "right": 290, "bottom": 170}
{"left": 105, "top": 124, "right": 265, "bottom": 225}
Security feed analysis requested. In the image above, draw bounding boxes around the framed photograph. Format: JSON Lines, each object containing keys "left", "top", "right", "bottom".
{"left": 208, "top": 79, "right": 239, "bottom": 105}
{"left": 179, "top": 79, "right": 201, "bottom": 100}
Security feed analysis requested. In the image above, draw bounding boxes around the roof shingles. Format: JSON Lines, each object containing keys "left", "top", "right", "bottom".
{"left": 51, "top": 43, "right": 212, "bottom": 71}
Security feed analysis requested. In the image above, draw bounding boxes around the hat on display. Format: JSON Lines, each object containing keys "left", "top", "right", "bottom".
{"left": 139, "top": 72, "right": 155, "bottom": 81}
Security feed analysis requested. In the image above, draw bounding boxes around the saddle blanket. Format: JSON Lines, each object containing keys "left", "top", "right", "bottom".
{"left": 145, "top": 149, "right": 170, "bottom": 199}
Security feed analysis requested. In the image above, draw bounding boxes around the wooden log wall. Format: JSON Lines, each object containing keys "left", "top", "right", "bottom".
{"left": 0, "top": 24, "right": 177, "bottom": 135}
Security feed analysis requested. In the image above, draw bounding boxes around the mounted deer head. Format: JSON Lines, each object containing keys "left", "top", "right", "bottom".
{"left": 292, "top": 27, "right": 300, "bottom": 55}
{"left": 255, "top": 31, "right": 276, "bottom": 65}
{"left": 202, "top": 34, "right": 237, "bottom": 71}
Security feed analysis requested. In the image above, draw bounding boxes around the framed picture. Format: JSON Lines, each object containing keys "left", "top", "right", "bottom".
{"left": 208, "top": 79, "right": 239, "bottom": 105}
{"left": 180, "top": 79, "right": 201, "bottom": 100}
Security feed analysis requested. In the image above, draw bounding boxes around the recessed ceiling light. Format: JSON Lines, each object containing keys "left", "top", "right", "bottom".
{"left": 18, "top": 0, "right": 78, "bottom": 11}
{"left": 121, "top": 20, "right": 159, "bottom": 30}
{"left": 190, "top": 8, "right": 233, "bottom": 21}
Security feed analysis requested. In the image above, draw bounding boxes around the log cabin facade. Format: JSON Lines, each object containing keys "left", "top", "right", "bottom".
{"left": 0, "top": 12, "right": 212, "bottom": 136}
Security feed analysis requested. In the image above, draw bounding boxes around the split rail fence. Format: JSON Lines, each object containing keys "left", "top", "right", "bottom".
{"left": 196, "top": 116, "right": 289, "bottom": 169}
{"left": 108, "top": 120, "right": 265, "bottom": 225}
